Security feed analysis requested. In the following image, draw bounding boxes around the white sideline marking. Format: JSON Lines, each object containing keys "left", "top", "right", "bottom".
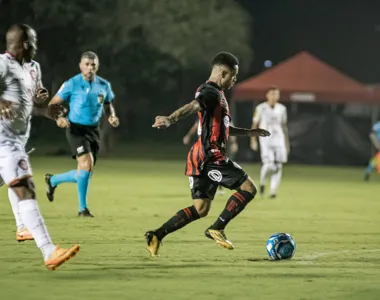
{"left": 296, "top": 249, "right": 380, "bottom": 264}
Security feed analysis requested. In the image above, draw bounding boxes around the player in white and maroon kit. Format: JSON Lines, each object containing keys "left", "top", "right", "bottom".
{"left": 0, "top": 24, "right": 79, "bottom": 270}
{"left": 0, "top": 57, "right": 54, "bottom": 242}
{"left": 250, "top": 86, "right": 289, "bottom": 198}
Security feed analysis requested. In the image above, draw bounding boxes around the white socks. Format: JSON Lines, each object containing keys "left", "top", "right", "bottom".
{"left": 260, "top": 163, "right": 283, "bottom": 195}
{"left": 18, "top": 199, "right": 56, "bottom": 260}
{"left": 8, "top": 188, "right": 24, "bottom": 231}
{"left": 270, "top": 164, "right": 283, "bottom": 195}
{"left": 260, "top": 163, "right": 276, "bottom": 186}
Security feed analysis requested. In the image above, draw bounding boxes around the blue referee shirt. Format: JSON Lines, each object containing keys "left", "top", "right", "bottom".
{"left": 57, "top": 74, "right": 114, "bottom": 126}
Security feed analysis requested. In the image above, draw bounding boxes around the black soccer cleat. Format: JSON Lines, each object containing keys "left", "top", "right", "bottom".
{"left": 78, "top": 208, "right": 94, "bottom": 218}
{"left": 269, "top": 194, "right": 277, "bottom": 199}
{"left": 45, "top": 174, "right": 56, "bottom": 202}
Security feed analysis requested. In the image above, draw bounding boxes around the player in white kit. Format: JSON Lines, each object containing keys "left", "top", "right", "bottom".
{"left": 0, "top": 24, "right": 79, "bottom": 270}
{"left": 250, "top": 86, "right": 289, "bottom": 198}
{"left": 0, "top": 54, "right": 54, "bottom": 242}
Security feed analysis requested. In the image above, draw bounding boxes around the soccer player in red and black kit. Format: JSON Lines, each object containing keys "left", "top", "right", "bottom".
{"left": 145, "top": 52, "right": 270, "bottom": 256}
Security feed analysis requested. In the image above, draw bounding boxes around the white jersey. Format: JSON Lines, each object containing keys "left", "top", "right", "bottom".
{"left": 253, "top": 102, "right": 287, "bottom": 146}
{"left": 0, "top": 53, "right": 42, "bottom": 144}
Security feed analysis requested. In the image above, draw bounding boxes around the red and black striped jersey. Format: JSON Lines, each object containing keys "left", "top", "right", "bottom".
{"left": 185, "top": 81, "right": 231, "bottom": 176}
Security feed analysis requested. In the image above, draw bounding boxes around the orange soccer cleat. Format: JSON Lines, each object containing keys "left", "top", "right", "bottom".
{"left": 45, "top": 245, "right": 80, "bottom": 271}
{"left": 16, "top": 229, "right": 34, "bottom": 242}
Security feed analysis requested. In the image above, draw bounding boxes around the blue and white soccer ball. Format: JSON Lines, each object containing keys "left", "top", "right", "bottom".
{"left": 266, "top": 233, "right": 296, "bottom": 260}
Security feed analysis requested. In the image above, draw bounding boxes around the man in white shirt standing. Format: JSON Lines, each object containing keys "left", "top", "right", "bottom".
{"left": 0, "top": 23, "right": 79, "bottom": 270}
{"left": 250, "top": 86, "right": 289, "bottom": 198}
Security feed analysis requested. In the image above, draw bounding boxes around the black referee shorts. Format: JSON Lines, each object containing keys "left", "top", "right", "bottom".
{"left": 66, "top": 122, "right": 100, "bottom": 164}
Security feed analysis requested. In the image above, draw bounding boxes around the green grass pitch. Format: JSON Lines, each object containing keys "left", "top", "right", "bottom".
{"left": 0, "top": 157, "right": 379, "bottom": 300}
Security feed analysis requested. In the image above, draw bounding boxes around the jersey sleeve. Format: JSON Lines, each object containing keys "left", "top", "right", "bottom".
{"left": 253, "top": 105, "right": 262, "bottom": 124}
{"left": 194, "top": 86, "right": 219, "bottom": 110}
{"left": 104, "top": 82, "right": 115, "bottom": 103}
{"left": 56, "top": 79, "right": 73, "bottom": 101}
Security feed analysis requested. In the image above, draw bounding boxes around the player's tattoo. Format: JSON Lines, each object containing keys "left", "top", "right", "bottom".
{"left": 230, "top": 126, "right": 270, "bottom": 137}
{"left": 168, "top": 100, "right": 201, "bottom": 124}
{"left": 229, "top": 126, "right": 251, "bottom": 136}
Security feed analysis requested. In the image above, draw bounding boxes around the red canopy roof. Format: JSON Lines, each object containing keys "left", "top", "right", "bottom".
{"left": 232, "top": 51, "right": 377, "bottom": 103}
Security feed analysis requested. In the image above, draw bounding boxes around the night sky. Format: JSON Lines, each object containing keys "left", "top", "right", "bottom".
{"left": 237, "top": 0, "right": 380, "bottom": 84}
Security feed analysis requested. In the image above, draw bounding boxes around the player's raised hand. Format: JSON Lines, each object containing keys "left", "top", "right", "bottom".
{"left": 250, "top": 128, "right": 270, "bottom": 137}
{"left": 35, "top": 88, "right": 49, "bottom": 104}
{"left": 0, "top": 99, "right": 16, "bottom": 120}
{"left": 108, "top": 115, "right": 119, "bottom": 127}
{"left": 56, "top": 117, "right": 70, "bottom": 128}
{"left": 152, "top": 116, "right": 171, "bottom": 129}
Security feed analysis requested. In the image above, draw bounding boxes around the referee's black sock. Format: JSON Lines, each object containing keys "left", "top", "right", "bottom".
{"left": 210, "top": 190, "right": 254, "bottom": 230}
{"left": 154, "top": 206, "right": 200, "bottom": 241}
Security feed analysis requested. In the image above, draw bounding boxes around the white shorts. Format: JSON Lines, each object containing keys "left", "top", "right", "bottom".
{"left": 0, "top": 142, "right": 32, "bottom": 186}
{"left": 260, "top": 142, "right": 287, "bottom": 164}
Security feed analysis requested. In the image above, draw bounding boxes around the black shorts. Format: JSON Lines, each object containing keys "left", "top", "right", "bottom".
{"left": 66, "top": 122, "right": 100, "bottom": 164}
{"left": 189, "top": 159, "right": 248, "bottom": 200}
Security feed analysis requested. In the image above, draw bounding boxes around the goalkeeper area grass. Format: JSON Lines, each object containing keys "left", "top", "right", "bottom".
{"left": 0, "top": 157, "right": 379, "bottom": 300}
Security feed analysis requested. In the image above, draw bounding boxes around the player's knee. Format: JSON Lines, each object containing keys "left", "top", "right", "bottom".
{"left": 239, "top": 177, "right": 257, "bottom": 197}
{"left": 77, "top": 154, "right": 93, "bottom": 172}
{"left": 10, "top": 178, "right": 36, "bottom": 200}
{"left": 193, "top": 199, "right": 211, "bottom": 218}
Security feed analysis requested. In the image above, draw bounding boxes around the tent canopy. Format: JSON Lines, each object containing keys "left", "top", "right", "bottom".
{"left": 232, "top": 51, "right": 377, "bottom": 104}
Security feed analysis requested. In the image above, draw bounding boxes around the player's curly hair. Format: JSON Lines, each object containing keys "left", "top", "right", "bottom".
{"left": 212, "top": 52, "right": 239, "bottom": 70}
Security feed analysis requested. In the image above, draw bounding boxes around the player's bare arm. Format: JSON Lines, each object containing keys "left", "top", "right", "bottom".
{"left": 33, "top": 105, "right": 67, "bottom": 121}
{"left": 229, "top": 135, "right": 239, "bottom": 154}
{"left": 104, "top": 103, "right": 119, "bottom": 127}
{"left": 183, "top": 121, "right": 198, "bottom": 145}
{"left": 48, "top": 95, "right": 70, "bottom": 128}
{"left": 230, "top": 125, "right": 270, "bottom": 137}
{"left": 250, "top": 120, "right": 260, "bottom": 150}
{"left": 369, "top": 132, "right": 380, "bottom": 150}
{"left": 153, "top": 100, "right": 201, "bottom": 129}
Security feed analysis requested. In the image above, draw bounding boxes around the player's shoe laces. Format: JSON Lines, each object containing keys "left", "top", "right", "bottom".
{"left": 45, "top": 174, "right": 56, "bottom": 202}
{"left": 16, "top": 229, "right": 34, "bottom": 242}
{"left": 78, "top": 208, "right": 94, "bottom": 218}
{"left": 204, "top": 228, "right": 234, "bottom": 250}
{"left": 145, "top": 231, "right": 161, "bottom": 257}
{"left": 44, "top": 245, "right": 80, "bottom": 271}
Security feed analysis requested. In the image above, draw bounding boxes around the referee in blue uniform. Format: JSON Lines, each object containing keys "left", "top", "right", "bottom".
{"left": 45, "top": 51, "right": 119, "bottom": 217}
